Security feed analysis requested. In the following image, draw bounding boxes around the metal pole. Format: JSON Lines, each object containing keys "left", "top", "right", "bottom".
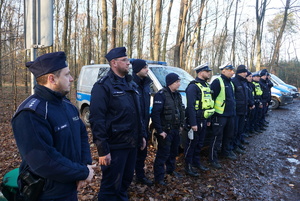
{"left": 30, "top": 0, "right": 36, "bottom": 95}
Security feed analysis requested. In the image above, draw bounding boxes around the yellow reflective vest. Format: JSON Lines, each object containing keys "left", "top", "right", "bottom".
{"left": 214, "top": 77, "right": 234, "bottom": 114}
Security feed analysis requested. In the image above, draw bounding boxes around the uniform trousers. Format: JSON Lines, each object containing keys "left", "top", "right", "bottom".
{"left": 154, "top": 129, "right": 180, "bottom": 182}
{"left": 38, "top": 191, "right": 77, "bottom": 201}
{"left": 184, "top": 119, "right": 207, "bottom": 166}
{"left": 135, "top": 141, "right": 148, "bottom": 179}
{"left": 98, "top": 148, "right": 137, "bottom": 201}
{"left": 232, "top": 115, "right": 246, "bottom": 149}
{"left": 209, "top": 116, "right": 235, "bottom": 162}
{"left": 253, "top": 103, "right": 263, "bottom": 128}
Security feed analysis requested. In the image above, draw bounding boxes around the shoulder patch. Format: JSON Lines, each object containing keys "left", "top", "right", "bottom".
{"left": 24, "top": 98, "right": 41, "bottom": 111}
{"left": 98, "top": 75, "right": 109, "bottom": 84}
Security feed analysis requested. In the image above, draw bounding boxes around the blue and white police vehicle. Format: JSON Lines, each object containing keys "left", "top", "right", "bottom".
{"left": 76, "top": 60, "right": 194, "bottom": 126}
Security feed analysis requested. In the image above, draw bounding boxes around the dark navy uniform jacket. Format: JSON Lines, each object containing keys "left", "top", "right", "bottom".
{"left": 210, "top": 74, "right": 236, "bottom": 117}
{"left": 89, "top": 69, "right": 145, "bottom": 157}
{"left": 11, "top": 85, "right": 92, "bottom": 199}
{"left": 232, "top": 75, "right": 249, "bottom": 115}
{"left": 133, "top": 74, "right": 152, "bottom": 138}
{"left": 260, "top": 79, "right": 271, "bottom": 103}
{"left": 246, "top": 82, "right": 255, "bottom": 107}
{"left": 185, "top": 77, "right": 208, "bottom": 127}
{"left": 151, "top": 87, "right": 185, "bottom": 134}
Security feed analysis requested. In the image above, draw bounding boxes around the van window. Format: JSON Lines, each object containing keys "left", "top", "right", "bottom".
{"left": 80, "top": 67, "right": 100, "bottom": 88}
{"left": 149, "top": 66, "right": 193, "bottom": 91}
{"left": 97, "top": 67, "right": 110, "bottom": 80}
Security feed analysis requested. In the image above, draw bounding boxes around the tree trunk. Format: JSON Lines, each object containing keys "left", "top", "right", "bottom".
{"left": 149, "top": 0, "right": 154, "bottom": 59}
{"left": 255, "top": 0, "right": 267, "bottom": 71}
{"left": 174, "top": 0, "right": 189, "bottom": 67}
{"left": 162, "top": 0, "right": 174, "bottom": 61}
{"left": 111, "top": 0, "right": 117, "bottom": 48}
{"left": 63, "top": 0, "right": 69, "bottom": 55}
{"left": 101, "top": 0, "right": 108, "bottom": 63}
{"left": 231, "top": 0, "right": 239, "bottom": 66}
{"left": 153, "top": 0, "right": 162, "bottom": 61}
{"left": 185, "top": 0, "right": 205, "bottom": 71}
{"left": 270, "top": 0, "right": 290, "bottom": 73}
{"left": 87, "top": 0, "right": 92, "bottom": 64}
{"left": 127, "top": 0, "right": 136, "bottom": 57}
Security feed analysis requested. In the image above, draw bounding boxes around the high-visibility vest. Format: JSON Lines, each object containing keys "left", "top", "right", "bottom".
{"left": 252, "top": 81, "right": 263, "bottom": 96}
{"left": 195, "top": 82, "right": 214, "bottom": 110}
{"left": 214, "top": 77, "right": 234, "bottom": 114}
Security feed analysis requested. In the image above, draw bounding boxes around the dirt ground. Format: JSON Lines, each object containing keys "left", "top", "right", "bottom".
{"left": 1, "top": 96, "right": 299, "bottom": 200}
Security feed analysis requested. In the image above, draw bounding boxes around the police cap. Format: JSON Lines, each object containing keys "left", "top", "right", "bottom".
{"left": 194, "top": 62, "right": 212, "bottom": 73}
{"left": 219, "top": 62, "right": 235, "bottom": 70}
{"left": 25, "top": 51, "right": 68, "bottom": 78}
{"left": 105, "top": 47, "right": 127, "bottom": 62}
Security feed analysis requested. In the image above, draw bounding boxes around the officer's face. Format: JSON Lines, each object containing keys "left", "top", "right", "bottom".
{"left": 112, "top": 57, "right": 130, "bottom": 76}
{"left": 223, "top": 69, "right": 235, "bottom": 78}
{"left": 253, "top": 76, "right": 260, "bottom": 81}
{"left": 168, "top": 80, "right": 181, "bottom": 92}
{"left": 246, "top": 75, "right": 252, "bottom": 82}
{"left": 136, "top": 65, "right": 149, "bottom": 78}
{"left": 239, "top": 72, "right": 248, "bottom": 78}
{"left": 201, "top": 70, "right": 211, "bottom": 81}
{"left": 53, "top": 67, "right": 73, "bottom": 96}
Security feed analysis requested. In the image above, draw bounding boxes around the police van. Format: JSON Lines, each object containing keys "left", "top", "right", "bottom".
{"left": 209, "top": 74, "right": 293, "bottom": 109}
{"left": 76, "top": 60, "right": 194, "bottom": 126}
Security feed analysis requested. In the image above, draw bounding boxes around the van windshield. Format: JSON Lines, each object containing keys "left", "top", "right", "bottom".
{"left": 271, "top": 74, "right": 285, "bottom": 85}
{"left": 149, "top": 66, "right": 194, "bottom": 91}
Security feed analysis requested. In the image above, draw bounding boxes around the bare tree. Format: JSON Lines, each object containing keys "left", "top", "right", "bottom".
{"left": 101, "top": 0, "right": 108, "bottom": 63}
{"left": 127, "top": 0, "right": 136, "bottom": 57}
{"left": 149, "top": 0, "right": 154, "bottom": 59}
{"left": 174, "top": 0, "right": 189, "bottom": 67}
{"left": 153, "top": 0, "right": 163, "bottom": 61}
{"left": 255, "top": 0, "right": 268, "bottom": 71}
{"left": 185, "top": 0, "right": 206, "bottom": 71}
{"left": 231, "top": 0, "right": 239, "bottom": 66}
{"left": 111, "top": 0, "right": 117, "bottom": 48}
{"left": 63, "top": 0, "right": 70, "bottom": 54}
{"left": 270, "top": 0, "right": 291, "bottom": 73}
{"left": 86, "top": 0, "right": 92, "bottom": 63}
{"left": 162, "top": 0, "right": 174, "bottom": 61}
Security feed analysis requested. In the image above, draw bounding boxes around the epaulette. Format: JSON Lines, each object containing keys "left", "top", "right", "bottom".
{"left": 13, "top": 96, "right": 46, "bottom": 120}
{"left": 98, "top": 75, "right": 109, "bottom": 84}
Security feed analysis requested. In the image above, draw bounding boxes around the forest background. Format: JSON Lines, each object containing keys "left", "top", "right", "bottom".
{"left": 0, "top": 0, "right": 300, "bottom": 120}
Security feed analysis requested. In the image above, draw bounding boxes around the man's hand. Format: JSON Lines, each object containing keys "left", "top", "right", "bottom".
{"left": 99, "top": 153, "right": 111, "bottom": 166}
{"left": 160, "top": 132, "right": 167, "bottom": 139}
{"left": 141, "top": 137, "right": 146, "bottom": 150}
{"left": 207, "top": 122, "right": 211, "bottom": 127}
{"left": 86, "top": 164, "right": 97, "bottom": 182}
{"left": 191, "top": 125, "right": 198, "bottom": 132}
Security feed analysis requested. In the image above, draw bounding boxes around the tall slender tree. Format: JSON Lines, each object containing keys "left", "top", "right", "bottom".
{"left": 101, "top": 0, "right": 108, "bottom": 63}
{"left": 255, "top": 0, "right": 268, "bottom": 71}
{"left": 270, "top": 0, "right": 291, "bottom": 73}
{"left": 153, "top": 0, "right": 162, "bottom": 61}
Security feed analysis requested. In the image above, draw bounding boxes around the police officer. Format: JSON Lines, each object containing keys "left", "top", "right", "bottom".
{"left": 151, "top": 73, "right": 185, "bottom": 185}
{"left": 12, "top": 52, "right": 95, "bottom": 201}
{"left": 89, "top": 47, "right": 146, "bottom": 200}
{"left": 184, "top": 63, "right": 215, "bottom": 177}
{"left": 132, "top": 59, "right": 153, "bottom": 186}
{"left": 251, "top": 73, "right": 264, "bottom": 133}
{"left": 259, "top": 69, "right": 271, "bottom": 130}
{"left": 245, "top": 71, "right": 256, "bottom": 136}
{"left": 231, "top": 65, "right": 250, "bottom": 154}
{"left": 209, "top": 62, "right": 236, "bottom": 169}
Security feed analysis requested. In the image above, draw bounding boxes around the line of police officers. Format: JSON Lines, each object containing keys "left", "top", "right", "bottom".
{"left": 149, "top": 62, "right": 272, "bottom": 183}
{"left": 89, "top": 47, "right": 272, "bottom": 200}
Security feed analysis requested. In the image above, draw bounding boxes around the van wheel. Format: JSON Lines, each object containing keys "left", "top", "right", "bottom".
{"left": 270, "top": 97, "right": 279, "bottom": 109}
{"left": 81, "top": 106, "right": 90, "bottom": 126}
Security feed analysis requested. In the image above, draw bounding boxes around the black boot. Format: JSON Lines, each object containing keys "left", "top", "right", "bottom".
{"left": 185, "top": 164, "right": 199, "bottom": 177}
